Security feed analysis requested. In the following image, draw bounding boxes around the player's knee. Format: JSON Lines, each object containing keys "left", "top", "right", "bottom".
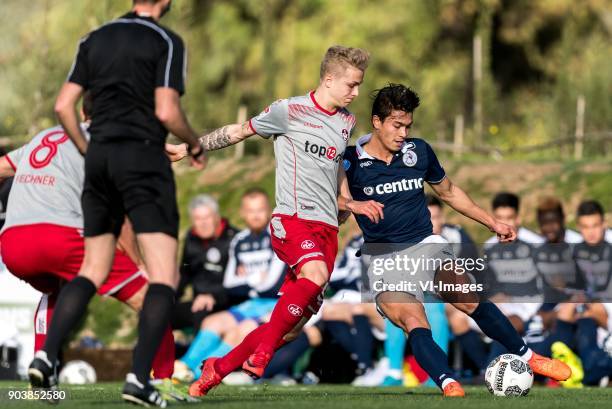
{"left": 283, "top": 329, "right": 301, "bottom": 342}
{"left": 298, "top": 261, "right": 329, "bottom": 287}
{"left": 78, "top": 270, "right": 106, "bottom": 289}
{"left": 202, "top": 313, "right": 226, "bottom": 333}
{"left": 453, "top": 302, "right": 478, "bottom": 315}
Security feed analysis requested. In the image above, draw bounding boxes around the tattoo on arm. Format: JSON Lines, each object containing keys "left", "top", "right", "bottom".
{"left": 199, "top": 126, "right": 231, "bottom": 151}
{"left": 241, "top": 121, "right": 251, "bottom": 136}
{"left": 199, "top": 121, "right": 253, "bottom": 151}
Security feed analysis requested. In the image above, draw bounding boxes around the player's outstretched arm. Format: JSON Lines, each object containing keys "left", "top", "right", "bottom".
{"left": 55, "top": 82, "right": 88, "bottom": 155}
{"left": 430, "top": 177, "right": 516, "bottom": 242}
{"left": 199, "top": 121, "right": 255, "bottom": 151}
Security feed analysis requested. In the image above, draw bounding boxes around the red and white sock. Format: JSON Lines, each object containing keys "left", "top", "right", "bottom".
{"left": 254, "top": 278, "right": 322, "bottom": 356}
{"left": 34, "top": 293, "right": 57, "bottom": 352}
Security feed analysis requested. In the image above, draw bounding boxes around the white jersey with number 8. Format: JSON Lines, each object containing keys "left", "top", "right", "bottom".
{"left": 2, "top": 125, "right": 89, "bottom": 233}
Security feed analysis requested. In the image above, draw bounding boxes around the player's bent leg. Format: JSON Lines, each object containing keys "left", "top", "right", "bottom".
{"left": 453, "top": 300, "right": 571, "bottom": 381}
{"left": 377, "top": 292, "right": 464, "bottom": 397}
{"left": 32, "top": 233, "right": 117, "bottom": 389}
{"left": 34, "top": 293, "right": 58, "bottom": 353}
{"left": 297, "top": 259, "right": 330, "bottom": 286}
{"left": 189, "top": 324, "right": 270, "bottom": 397}
{"left": 79, "top": 234, "right": 118, "bottom": 287}
{"left": 245, "top": 260, "right": 327, "bottom": 379}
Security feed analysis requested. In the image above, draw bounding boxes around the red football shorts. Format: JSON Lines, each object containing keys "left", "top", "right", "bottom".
{"left": 269, "top": 213, "right": 338, "bottom": 295}
{"left": 0, "top": 223, "right": 146, "bottom": 301}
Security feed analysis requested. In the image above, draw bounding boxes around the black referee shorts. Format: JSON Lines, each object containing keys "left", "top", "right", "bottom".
{"left": 82, "top": 140, "right": 179, "bottom": 239}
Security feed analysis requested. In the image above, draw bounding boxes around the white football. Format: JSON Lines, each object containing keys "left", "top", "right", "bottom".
{"left": 59, "top": 360, "right": 97, "bottom": 384}
{"left": 485, "top": 354, "right": 533, "bottom": 397}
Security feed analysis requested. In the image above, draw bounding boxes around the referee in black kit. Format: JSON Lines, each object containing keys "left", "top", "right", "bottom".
{"left": 28, "top": 0, "right": 205, "bottom": 406}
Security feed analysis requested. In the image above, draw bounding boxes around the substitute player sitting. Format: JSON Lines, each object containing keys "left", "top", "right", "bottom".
{"left": 342, "top": 84, "right": 571, "bottom": 397}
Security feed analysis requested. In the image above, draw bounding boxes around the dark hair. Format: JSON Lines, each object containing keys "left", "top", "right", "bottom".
{"left": 537, "top": 197, "right": 564, "bottom": 220}
{"left": 576, "top": 200, "right": 604, "bottom": 218}
{"left": 492, "top": 192, "right": 520, "bottom": 212}
{"left": 242, "top": 187, "right": 269, "bottom": 201}
{"left": 82, "top": 91, "right": 93, "bottom": 119}
{"left": 371, "top": 84, "right": 420, "bottom": 122}
{"left": 426, "top": 194, "right": 443, "bottom": 208}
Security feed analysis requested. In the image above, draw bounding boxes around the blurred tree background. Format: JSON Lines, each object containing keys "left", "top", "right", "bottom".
{"left": 1, "top": 0, "right": 611, "bottom": 153}
{"left": 2, "top": 0, "right": 609, "bottom": 347}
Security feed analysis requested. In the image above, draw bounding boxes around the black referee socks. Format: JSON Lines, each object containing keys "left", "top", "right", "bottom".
{"left": 43, "top": 276, "right": 97, "bottom": 364}
{"left": 131, "top": 283, "right": 176, "bottom": 384}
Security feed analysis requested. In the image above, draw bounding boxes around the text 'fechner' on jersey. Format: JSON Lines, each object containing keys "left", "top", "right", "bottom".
{"left": 2, "top": 125, "right": 90, "bottom": 233}
{"left": 249, "top": 92, "right": 356, "bottom": 228}
{"left": 343, "top": 134, "right": 446, "bottom": 244}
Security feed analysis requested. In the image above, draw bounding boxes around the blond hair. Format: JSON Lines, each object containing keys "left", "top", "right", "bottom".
{"left": 320, "top": 45, "right": 370, "bottom": 79}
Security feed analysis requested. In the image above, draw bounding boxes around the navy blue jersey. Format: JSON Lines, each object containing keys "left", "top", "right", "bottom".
{"left": 483, "top": 239, "right": 543, "bottom": 301}
{"left": 330, "top": 234, "right": 364, "bottom": 294}
{"left": 573, "top": 241, "right": 612, "bottom": 298}
{"left": 223, "top": 228, "right": 287, "bottom": 299}
{"left": 343, "top": 134, "right": 446, "bottom": 244}
{"left": 533, "top": 242, "right": 582, "bottom": 302}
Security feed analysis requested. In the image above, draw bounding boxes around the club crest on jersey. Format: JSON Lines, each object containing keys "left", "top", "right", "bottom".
{"left": 402, "top": 150, "right": 418, "bottom": 167}
{"left": 341, "top": 128, "right": 349, "bottom": 142}
{"left": 401, "top": 142, "right": 416, "bottom": 153}
{"left": 301, "top": 239, "right": 315, "bottom": 250}
{"left": 288, "top": 304, "right": 303, "bottom": 317}
{"left": 206, "top": 247, "right": 221, "bottom": 263}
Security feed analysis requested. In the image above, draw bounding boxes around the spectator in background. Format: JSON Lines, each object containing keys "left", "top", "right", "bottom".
{"left": 175, "top": 188, "right": 286, "bottom": 380}
{"left": 551, "top": 200, "right": 612, "bottom": 388}
{"left": 533, "top": 197, "right": 583, "bottom": 343}
{"left": 485, "top": 192, "right": 543, "bottom": 245}
{"left": 173, "top": 195, "right": 238, "bottom": 332}
{"left": 536, "top": 197, "right": 583, "bottom": 244}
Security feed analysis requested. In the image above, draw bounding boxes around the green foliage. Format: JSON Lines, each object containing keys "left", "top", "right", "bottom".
{"left": 1, "top": 0, "right": 610, "bottom": 150}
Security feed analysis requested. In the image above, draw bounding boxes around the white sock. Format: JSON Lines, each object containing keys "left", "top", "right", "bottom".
{"left": 387, "top": 369, "right": 403, "bottom": 379}
{"left": 441, "top": 378, "right": 457, "bottom": 389}
{"left": 521, "top": 348, "right": 533, "bottom": 361}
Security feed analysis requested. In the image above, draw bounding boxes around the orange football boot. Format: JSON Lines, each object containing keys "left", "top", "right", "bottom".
{"left": 188, "top": 358, "right": 222, "bottom": 397}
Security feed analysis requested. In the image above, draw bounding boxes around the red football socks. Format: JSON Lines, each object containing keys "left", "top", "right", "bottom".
{"left": 152, "top": 324, "right": 175, "bottom": 379}
{"left": 254, "top": 278, "right": 322, "bottom": 356}
{"left": 214, "top": 324, "right": 269, "bottom": 377}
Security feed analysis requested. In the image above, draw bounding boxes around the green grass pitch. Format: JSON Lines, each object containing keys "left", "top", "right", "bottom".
{"left": 1, "top": 382, "right": 610, "bottom": 409}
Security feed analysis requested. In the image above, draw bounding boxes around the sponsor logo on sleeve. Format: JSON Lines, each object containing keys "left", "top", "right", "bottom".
{"left": 341, "top": 128, "right": 349, "bottom": 142}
